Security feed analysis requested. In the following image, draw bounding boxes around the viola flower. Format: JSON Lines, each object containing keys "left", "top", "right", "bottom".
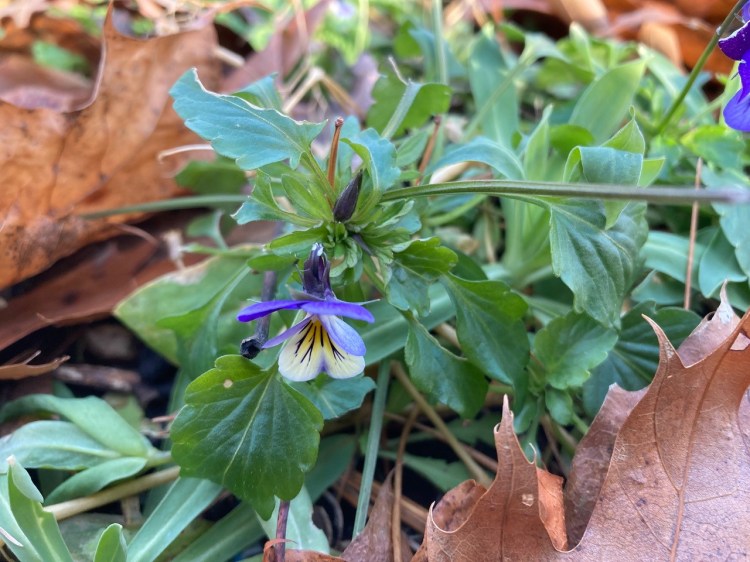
{"left": 719, "top": 7, "right": 750, "bottom": 131}
{"left": 237, "top": 244, "right": 374, "bottom": 382}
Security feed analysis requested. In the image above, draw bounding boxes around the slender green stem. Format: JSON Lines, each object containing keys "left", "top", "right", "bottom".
{"left": 352, "top": 361, "right": 391, "bottom": 539}
{"left": 381, "top": 179, "right": 750, "bottom": 205}
{"left": 571, "top": 412, "right": 590, "bottom": 436}
{"left": 654, "top": 0, "right": 749, "bottom": 134}
{"left": 79, "top": 195, "right": 248, "bottom": 219}
{"left": 431, "top": 0, "right": 448, "bottom": 85}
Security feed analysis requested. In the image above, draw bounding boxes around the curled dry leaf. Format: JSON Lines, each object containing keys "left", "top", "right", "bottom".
{"left": 0, "top": 352, "right": 68, "bottom": 381}
{"left": 0, "top": 9, "right": 219, "bottom": 289}
{"left": 417, "top": 297, "right": 750, "bottom": 560}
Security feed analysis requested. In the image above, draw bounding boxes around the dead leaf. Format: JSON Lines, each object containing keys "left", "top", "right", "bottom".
{"left": 0, "top": 8, "right": 219, "bottom": 289}
{"left": 564, "top": 385, "right": 646, "bottom": 545}
{"left": 572, "top": 309, "right": 750, "bottom": 558}
{"left": 419, "top": 397, "right": 567, "bottom": 561}
{"left": 0, "top": 352, "right": 68, "bottom": 381}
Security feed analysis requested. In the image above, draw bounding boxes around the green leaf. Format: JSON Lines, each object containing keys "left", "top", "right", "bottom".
{"left": 441, "top": 274, "right": 529, "bottom": 385}
{"left": 127, "top": 477, "right": 221, "bottom": 562}
{"left": 342, "top": 128, "right": 400, "bottom": 193}
{"left": 93, "top": 524, "right": 127, "bottom": 562}
{"left": 46, "top": 458, "right": 147, "bottom": 504}
{"left": 366, "top": 73, "right": 451, "bottom": 137}
{"left": 233, "top": 171, "right": 319, "bottom": 226}
{"left": 534, "top": 311, "right": 617, "bottom": 389}
{"left": 233, "top": 73, "right": 282, "bottom": 110}
{"left": 545, "top": 388, "right": 574, "bottom": 425}
{"left": 176, "top": 158, "right": 246, "bottom": 195}
{"left": 306, "top": 436, "right": 357, "bottom": 501}
{"left": 170, "top": 503, "right": 264, "bottom": 562}
{"left": 386, "top": 238, "right": 457, "bottom": 315}
{"left": 280, "top": 173, "right": 332, "bottom": 221}
{"left": 583, "top": 302, "right": 699, "bottom": 415}
{"left": 705, "top": 169, "right": 750, "bottom": 278}
{"left": 4, "top": 460, "right": 74, "bottom": 562}
{"left": 405, "top": 319, "right": 488, "bottom": 418}
{"left": 256, "top": 488, "right": 329, "bottom": 554}
{"left": 289, "top": 375, "right": 375, "bottom": 420}
{"left": 378, "top": 452, "right": 471, "bottom": 492}
{"left": 428, "top": 136, "right": 524, "bottom": 180}
{"left": 268, "top": 225, "right": 329, "bottom": 255}
{"left": 0, "top": 395, "right": 150, "bottom": 458}
{"left": 170, "top": 356, "right": 323, "bottom": 518}
{"left": 467, "top": 31, "right": 519, "bottom": 149}
{"left": 604, "top": 116, "right": 646, "bottom": 154}
{"left": 698, "top": 228, "right": 747, "bottom": 297}
{"left": 115, "top": 254, "right": 260, "bottom": 366}
{"left": 548, "top": 200, "right": 647, "bottom": 328}
{"left": 569, "top": 59, "right": 646, "bottom": 144}
{"left": 171, "top": 69, "right": 325, "bottom": 170}
{"left": 681, "top": 125, "right": 744, "bottom": 170}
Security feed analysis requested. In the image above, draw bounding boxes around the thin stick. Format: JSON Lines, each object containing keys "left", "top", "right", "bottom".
{"left": 434, "top": 322, "right": 459, "bottom": 348}
{"left": 328, "top": 117, "right": 345, "bottom": 189}
{"left": 416, "top": 116, "right": 442, "bottom": 185}
{"left": 275, "top": 500, "right": 290, "bottom": 562}
{"left": 684, "top": 158, "right": 702, "bottom": 310}
{"left": 391, "top": 362, "right": 492, "bottom": 487}
{"left": 392, "top": 409, "right": 419, "bottom": 562}
{"left": 46, "top": 466, "right": 180, "bottom": 521}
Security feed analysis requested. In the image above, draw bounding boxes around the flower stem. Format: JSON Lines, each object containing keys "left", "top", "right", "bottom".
{"left": 381, "top": 179, "right": 750, "bottom": 205}
{"left": 275, "top": 499, "right": 290, "bottom": 562}
{"left": 352, "top": 360, "right": 391, "bottom": 538}
{"left": 327, "top": 117, "right": 344, "bottom": 190}
{"left": 654, "top": 0, "right": 750, "bottom": 134}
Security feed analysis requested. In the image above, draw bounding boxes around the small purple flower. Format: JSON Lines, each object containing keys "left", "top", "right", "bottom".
{"left": 719, "top": 9, "right": 750, "bottom": 131}
{"left": 237, "top": 244, "right": 374, "bottom": 381}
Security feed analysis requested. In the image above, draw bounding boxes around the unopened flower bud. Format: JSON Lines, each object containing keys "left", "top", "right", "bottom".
{"left": 302, "top": 243, "right": 332, "bottom": 298}
{"left": 333, "top": 171, "right": 362, "bottom": 222}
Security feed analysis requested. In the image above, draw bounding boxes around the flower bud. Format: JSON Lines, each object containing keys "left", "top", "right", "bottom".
{"left": 302, "top": 243, "right": 332, "bottom": 298}
{"left": 333, "top": 171, "right": 362, "bottom": 222}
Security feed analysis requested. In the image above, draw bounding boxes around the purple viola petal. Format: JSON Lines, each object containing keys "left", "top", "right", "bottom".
{"left": 237, "top": 299, "right": 306, "bottom": 322}
{"left": 262, "top": 317, "right": 311, "bottom": 349}
{"left": 744, "top": 4, "right": 750, "bottom": 23}
{"left": 719, "top": 22, "right": 750, "bottom": 60}
{"left": 724, "top": 88, "right": 750, "bottom": 131}
{"left": 300, "top": 299, "right": 375, "bottom": 323}
{"left": 738, "top": 59, "right": 750, "bottom": 101}
{"left": 320, "top": 315, "right": 366, "bottom": 356}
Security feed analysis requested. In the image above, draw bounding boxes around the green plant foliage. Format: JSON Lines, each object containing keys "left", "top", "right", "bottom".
{"left": 93, "top": 524, "right": 127, "bottom": 562}
{"left": 289, "top": 375, "right": 376, "bottom": 420}
{"left": 170, "top": 356, "right": 323, "bottom": 518}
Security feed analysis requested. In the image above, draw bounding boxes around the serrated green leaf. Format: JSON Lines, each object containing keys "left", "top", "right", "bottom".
{"left": 428, "top": 136, "right": 524, "bottom": 180}
{"left": 405, "top": 319, "right": 487, "bottom": 418}
{"left": 548, "top": 200, "right": 647, "bottom": 328}
{"left": 233, "top": 171, "right": 319, "bottom": 226}
{"left": 386, "top": 238, "right": 457, "bottom": 315}
{"left": 280, "top": 173, "right": 332, "bottom": 221}
{"left": 534, "top": 311, "right": 617, "bottom": 389}
{"left": 583, "top": 302, "right": 699, "bottom": 415}
{"left": 698, "top": 228, "right": 747, "bottom": 297}
{"left": 441, "top": 274, "right": 528, "bottom": 385}
{"left": 569, "top": 59, "right": 646, "bottom": 143}
{"left": 4, "top": 460, "right": 73, "bottom": 562}
{"left": 0, "top": 395, "right": 150, "bottom": 458}
{"left": 46, "top": 458, "right": 147, "bottom": 504}
{"left": 268, "top": 225, "right": 329, "bottom": 255}
{"left": 171, "top": 69, "right": 324, "bottom": 170}
{"left": 289, "top": 375, "right": 375, "bottom": 420}
{"left": 170, "top": 356, "right": 323, "bottom": 518}
{"left": 93, "top": 524, "right": 127, "bottom": 562}
{"left": 604, "top": 116, "right": 645, "bottom": 154}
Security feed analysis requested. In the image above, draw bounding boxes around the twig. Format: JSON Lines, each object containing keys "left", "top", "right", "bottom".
{"left": 434, "top": 322, "right": 460, "bottom": 348}
{"left": 393, "top": 409, "right": 419, "bottom": 561}
{"left": 275, "top": 500, "right": 290, "bottom": 562}
{"left": 684, "top": 158, "right": 702, "bottom": 310}
{"left": 416, "top": 116, "right": 442, "bottom": 185}
{"left": 391, "top": 362, "right": 492, "bottom": 487}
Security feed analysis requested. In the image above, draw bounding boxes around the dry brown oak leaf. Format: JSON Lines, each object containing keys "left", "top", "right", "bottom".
{"left": 0, "top": 11, "right": 219, "bottom": 289}
{"left": 418, "top": 302, "right": 750, "bottom": 560}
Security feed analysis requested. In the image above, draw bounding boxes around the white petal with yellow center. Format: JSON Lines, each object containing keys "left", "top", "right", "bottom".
{"left": 278, "top": 317, "right": 365, "bottom": 382}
